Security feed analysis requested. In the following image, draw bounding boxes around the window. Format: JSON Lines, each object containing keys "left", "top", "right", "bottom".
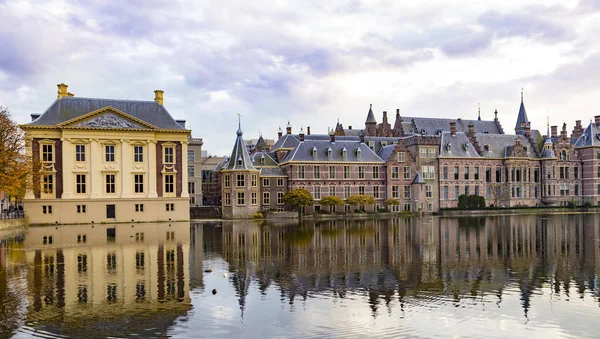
{"left": 237, "top": 174, "right": 245, "bottom": 187}
{"left": 403, "top": 186, "right": 411, "bottom": 199}
{"left": 392, "top": 185, "right": 399, "bottom": 198}
{"left": 314, "top": 186, "right": 321, "bottom": 200}
{"left": 105, "top": 174, "right": 116, "bottom": 194}
{"left": 42, "top": 205, "right": 53, "bottom": 214}
{"left": 373, "top": 166, "right": 379, "bottom": 179}
{"left": 188, "top": 165, "right": 195, "bottom": 177}
{"left": 400, "top": 166, "right": 409, "bottom": 180}
{"left": 188, "top": 182, "right": 195, "bottom": 194}
{"left": 454, "top": 166, "right": 459, "bottom": 180}
{"left": 398, "top": 152, "right": 405, "bottom": 162}
{"left": 164, "top": 146, "right": 174, "bottom": 164}
{"left": 77, "top": 234, "right": 87, "bottom": 243}
{"left": 426, "top": 185, "right": 432, "bottom": 198}
{"left": 496, "top": 167, "right": 501, "bottom": 182}
{"left": 420, "top": 148, "right": 427, "bottom": 158}
{"left": 403, "top": 203, "right": 411, "bottom": 212}
{"left": 344, "top": 186, "right": 351, "bottom": 198}
{"left": 475, "top": 185, "right": 480, "bottom": 196}
{"left": 166, "top": 203, "right": 175, "bottom": 211}
{"left": 252, "top": 192, "right": 257, "bottom": 205}
{"left": 455, "top": 186, "right": 459, "bottom": 199}
{"left": 314, "top": 166, "right": 321, "bottom": 179}
{"left": 298, "top": 165, "right": 305, "bottom": 179}
{"left": 77, "top": 205, "right": 86, "bottom": 213}
{"left": 78, "top": 254, "right": 88, "bottom": 273}
{"left": 358, "top": 186, "right": 365, "bottom": 195}
{"left": 428, "top": 148, "right": 435, "bottom": 158}
{"left": 263, "top": 178, "right": 270, "bottom": 187}
{"left": 560, "top": 167, "right": 564, "bottom": 179}
{"left": 224, "top": 174, "right": 231, "bottom": 188}
{"left": 134, "top": 146, "right": 144, "bottom": 163}
{"left": 134, "top": 175, "right": 144, "bottom": 193}
{"left": 187, "top": 150, "right": 194, "bottom": 162}
{"left": 277, "top": 192, "right": 284, "bottom": 205}
{"left": 464, "top": 166, "right": 469, "bottom": 180}
{"left": 135, "top": 204, "right": 144, "bottom": 212}
{"left": 443, "top": 186, "right": 448, "bottom": 200}
{"left": 391, "top": 167, "right": 400, "bottom": 180}
{"left": 358, "top": 166, "right": 365, "bottom": 179}
{"left": 263, "top": 192, "right": 270, "bottom": 205}
{"left": 374, "top": 186, "right": 379, "bottom": 198}
{"left": 443, "top": 166, "right": 448, "bottom": 180}
{"left": 75, "top": 174, "right": 86, "bottom": 194}
{"left": 43, "top": 174, "right": 54, "bottom": 194}
{"left": 343, "top": 166, "right": 350, "bottom": 179}
{"left": 224, "top": 193, "right": 231, "bottom": 206}
{"left": 105, "top": 145, "right": 115, "bottom": 162}
{"left": 329, "top": 166, "right": 335, "bottom": 179}
{"left": 237, "top": 192, "right": 245, "bottom": 205}
{"left": 164, "top": 174, "right": 174, "bottom": 193}
{"left": 485, "top": 168, "right": 491, "bottom": 183}
{"left": 251, "top": 174, "right": 257, "bottom": 187}
{"left": 474, "top": 167, "right": 479, "bottom": 180}
{"left": 42, "top": 144, "right": 53, "bottom": 162}
{"left": 422, "top": 166, "right": 435, "bottom": 179}
{"left": 277, "top": 178, "right": 284, "bottom": 187}
{"left": 575, "top": 184, "right": 579, "bottom": 196}
{"left": 465, "top": 186, "right": 470, "bottom": 196}
{"left": 574, "top": 167, "right": 579, "bottom": 179}
{"left": 75, "top": 144, "right": 86, "bottom": 162}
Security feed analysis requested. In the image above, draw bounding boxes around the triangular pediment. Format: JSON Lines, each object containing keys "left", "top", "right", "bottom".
{"left": 59, "top": 106, "right": 158, "bottom": 130}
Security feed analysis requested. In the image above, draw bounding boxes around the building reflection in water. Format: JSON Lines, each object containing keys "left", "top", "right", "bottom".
{"left": 203, "top": 214, "right": 600, "bottom": 318}
{"left": 20, "top": 222, "right": 192, "bottom": 338}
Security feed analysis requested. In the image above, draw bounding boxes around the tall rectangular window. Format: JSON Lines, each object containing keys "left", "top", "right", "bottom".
{"left": 224, "top": 174, "right": 230, "bottom": 188}
{"left": 105, "top": 145, "right": 115, "bottom": 162}
{"left": 496, "top": 167, "right": 501, "bottom": 182}
{"left": 404, "top": 166, "right": 411, "bottom": 180}
{"left": 298, "top": 165, "right": 305, "bottom": 179}
{"left": 187, "top": 150, "right": 194, "bottom": 162}
{"left": 464, "top": 166, "right": 469, "bottom": 180}
{"left": 392, "top": 185, "right": 399, "bottom": 198}
{"left": 277, "top": 192, "right": 284, "bottom": 205}
{"left": 443, "top": 166, "right": 448, "bottom": 180}
{"left": 392, "top": 167, "right": 399, "bottom": 179}
{"left": 403, "top": 185, "right": 411, "bottom": 199}
{"left": 474, "top": 167, "right": 479, "bottom": 180}
{"left": 251, "top": 174, "right": 257, "bottom": 187}
{"left": 358, "top": 186, "right": 365, "bottom": 195}
{"left": 263, "top": 192, "right": 270, "bottom": 205}
{"left": 251, "top": 192, "right": 257, "bottom": 205}
{"left": 164, "top": 147, "right": 174, "bottom": 164}
{"left": 224, "top": 193, "right": 231, "bottom": 206}
{"left": 486, "top": 168, "right": 491, "bottom": 183}
{"left": 164, "top": 174, "right": 174, "bottom": 193}
{"left": 188, "top": 165, "right": 195, "bottom": 177}
{"left": 574, "top": 167, "right": 579, "bottom": 179}
{"left": 314, "top": 186, "right": 321, "bottom": 200}
{"left": 43, "top": 174, "right": 54, "bottom": 194}
{"left": 443, "top": 186, "right": 449, "bottom": 200}
{"left": 343, "top": 166, "right": 350, "bottom": 179}
{"left": 75, "top": 144, "right": 86, "bottom": 162}
{"left": 329, "top": 186, "right": 335, "bottom": 196}
{"left": 134, "top": 146, "right": 144, "bottom": 163}
{"left": 314, "top": 166, "right": 320, "bottom": 179}
{"left": 420, "top": 148, "right": 427, "bottom": 158}
{"left": 373, "top": 186, "right": 379, "bottom": 198}
{"left": 236, "top": 174, "right": 245, "bottom": 187}
{"left": 422, "top": 166, "right": 435, "bottom": 179}
{"left": 344, "top": 185, "right": 350, "bottom": 198}
{"left": 425, "top": 185, "right": 432, "bottom": 198}
{"left": 428, "top": 148, "right": 435, "bottom": 158}
{"left": 455, "top": 186, "right": 460, "bottom": 199}
{"left": 263, "top": 178, "right": 270, "bottom": 187}
{"left": 237, "top": 192, "right": 245, "bottom": 205}
{"left": 76, "top": 174, "right": 86, "bottom": 194}
{"left": 397, "top": 152, "right": 405, "bottom": 162}
{"left": 188, "top": 182, "right": 195, "bottom": 194}
{"left": 372, "top": 166, "right": 379, "bottom": 179}
{"left": 134, "top": 174, "right": 144, "bottom": 193}
{"left": 106, "top": 174, "right": 116, "bottom": 194}
{"left": 42, "top": 144, "right": 53, "bottom": 162}
{"left": 358, "top": 166, "right": 365, "bottom": 179}
{"left": 277, "top": 178, "right": 284, "bottom": 186}
{"left": 454, "top": 166, "right": 459, "bottom": 180}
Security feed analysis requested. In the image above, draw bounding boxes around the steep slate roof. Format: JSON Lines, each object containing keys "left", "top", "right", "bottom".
{"left": 475, "top": 133, "right": 538, "bottom": 158}
{"left": 365, "top": 104, "right": 377, "bottom": 123}
{"left": 250, "top": 151, "right": 279, "bottom": 167}
{"left": 255, "top": 135, "right": 268, "bottom": 150}
{"left": 259, "top": 167, "right": 287, "bottom": 177}
{"left": 412, "top": 172, "right": 425, "bottom": 184}
{"left": 271, "top": 134, "right": 300, "bottom": 150}
{"left": 281, "top": 140, "right": 384, "bottom": 163}
{"left": 377, "top": 144, "right": 397, "bottom": 162}
{"left": 223, "top": 124, "right": 256, "bottom": 171}
{"left": 403, "top": 117, "right": 502, "bottom": 136}
{"left": 574, "top": 122, "right": 600, "bottom": 148}
{"left": 26, "top": 97, "right": 185, "bottom": 130}
{"left": 439, "top": 132, "right": 481, "bottom": 158}
{"left": 515, "top": 99, "right": 529, "bottom": 130}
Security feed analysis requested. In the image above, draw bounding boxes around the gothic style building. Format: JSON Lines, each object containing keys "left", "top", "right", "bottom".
{"left": 20, "top": 84, "right": 191, "bottom": 224}
{"left": 216, "top": 93, "right": 600, "bottom": 217}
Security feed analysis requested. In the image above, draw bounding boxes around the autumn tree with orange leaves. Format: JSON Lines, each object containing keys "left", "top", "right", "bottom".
{"left": 0, "top": 106, "right": 36, "bottom": 200}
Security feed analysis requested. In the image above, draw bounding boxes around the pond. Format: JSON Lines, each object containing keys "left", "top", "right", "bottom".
{"left": 2, "top": 214, "right": 600, "bottom": 338}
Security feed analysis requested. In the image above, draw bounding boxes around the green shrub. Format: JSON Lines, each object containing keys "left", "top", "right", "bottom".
{"left": 251, "top": 212, "right": 264, "bottom": 219}
{"left": 353, "top": 209, "right": 365, "bottom": 213}
{"left": 377, "top": 207, "right": 389, "bottom": 213}
{"left": 315, "top": 209, "right": 330, "bottom": 214}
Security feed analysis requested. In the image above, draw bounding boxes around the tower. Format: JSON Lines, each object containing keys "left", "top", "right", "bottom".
{"left": 515, "top": 89, "right": 530, "bottom": 135}
{"left": 365, "top": 104, "right": 377, "bottom": 136}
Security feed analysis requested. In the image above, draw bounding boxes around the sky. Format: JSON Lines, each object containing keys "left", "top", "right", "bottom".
{"left": 1, "top": 0, "right": 600, "bottom": 156}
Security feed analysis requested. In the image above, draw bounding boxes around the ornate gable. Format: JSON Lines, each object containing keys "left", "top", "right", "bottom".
{"left": 59, "top": 106, "right": 158, "bottom": 130}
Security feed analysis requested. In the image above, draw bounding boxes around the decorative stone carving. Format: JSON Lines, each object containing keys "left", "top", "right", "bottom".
{"left": 76, "top": 113, "right": 143, "bottom": 129}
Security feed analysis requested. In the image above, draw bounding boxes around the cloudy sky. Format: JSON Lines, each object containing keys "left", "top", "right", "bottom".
{"left": 1, "top": 0, "right": 600, "bottom": 155}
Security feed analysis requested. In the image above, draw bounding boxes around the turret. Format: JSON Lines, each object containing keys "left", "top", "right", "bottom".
{"left": 365, "top": 104, "right": 377, "bottom": 136}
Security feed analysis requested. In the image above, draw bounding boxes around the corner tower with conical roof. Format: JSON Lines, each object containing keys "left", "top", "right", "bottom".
{"left": 365, "top": 104, "right": 377, "bottom": 136}
{"left": 221, "top": 118, "right": 260, "bottom": 218}
{"left": 515, "top": 89, "right": 530, "bottom": 135}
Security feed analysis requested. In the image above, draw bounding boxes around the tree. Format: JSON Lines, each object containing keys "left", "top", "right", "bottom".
{"left": 0, "top": 107, "right": 35, "bottom": 201}
{"left": 282, "top": 189, "right": 314, "bottom": 217}
{"left": 347, "top": 195, "right": 377, "bottom": 211}
{"left": 319, "top": 195, "right": 344, "bottom": 213}
{"left": 384, "top": 198, "right": 400, "bottom": 208}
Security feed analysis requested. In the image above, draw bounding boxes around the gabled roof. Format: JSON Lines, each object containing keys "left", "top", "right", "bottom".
{"left": 271, "top": 134, "right": 300, "bottom": 151}
{"left": 475, "top": 133, "right": 538, "bottom": 158}
{"left": 403, "top": 117, "right": 502, "bottom": 136}
{"left": 574, "top": 122, "right": 600, "bottom": 148}
{"left": 281, "top": 140, "right": 384, "bottom": 163}
{"left": 255, "top": 135, "right": 269, "bottom": 151}
{"left": 515, "top": 99, "right": 529, "bottom": 130}
{"left": 223, "top": 124, "right": 257, "bottom": 171}
{"left": 250, "top": 151, "right": 279, "bottom": 167}
{"left": 439, "top": 132, "right": 481, "bottom": 158}
{"left": 412, "top": 172, "right": 425, "bottom": 184}
{"left": 377, "top": 144, "right": 397, "bottom": 162}
{"left": 25, "top": 97, "right": 186, "bottom": 130}
{"left": 259, "top": 167, "right": 287, "bottom": 177}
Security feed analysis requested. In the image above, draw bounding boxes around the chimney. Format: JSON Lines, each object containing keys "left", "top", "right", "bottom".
{"left": 572, "top": 120, "right": 583, "bottom": 140}
{"left": 551, "top": 125, "right": 557, "bottom": 138}
{"left": 154, "top": 90, "right": 164, "bottom": 105}
{"left": 299, "top": 127, "right": 305, "bottom": 141}
{"left": 286, "top": 121, "right": 292, "bottom": 135}
{"left": 30, "top": 113, "right": 40, "bottom": 121}
{"left": 450, "top": 121, "right": 457, "bottom": 136}
{"left": 382, "top": 111, "right": 388, "bottom": 123}
{"left": 277, "top": 127, "right": 283, "bottom": 139}
{"left": 396, "top": 108, "right": 400, "bottom": 116}
{"left": 307, "top": 126, "right": 311, "bottom": 135}
{"left": 348, "top": 126, "right": 352, "bottom": 130}
{"left": 467, "top": 122, "right": 475, "bottom": 138}
{"left": 359, "top": 132, "right": 365, "bottom": 143}
{"left": 330, "top": 131, "right": 335, "bottom": 142}
{"left": 561, "top": 123, "right": 567, "bottom": 139}
{"left": 57, "top": 83, "right": 68, "bottom": 100}
{"left": 595, "top": 115, "right": 600, "bottom": 126}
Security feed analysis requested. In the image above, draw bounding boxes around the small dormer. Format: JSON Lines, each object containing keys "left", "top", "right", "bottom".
{"left": 484, "top": 144, "right": 490, "bottom": 151}
{"left": 356, "top": 147, "right": 362, "bottom": 159}
{"left": 260, "top": 154, "right": 266, "bottom": 165}
{"left": 464, "top": 143, "right": 470, "bottom": 151}
{"left": 311, "top": 146, "right": 318, "bottom": 158}
{"left": 446, "top": 143, "right": 452, "bottom": 152}
{"left": 596, "top": 133, "right": 600, "bottom": 141}
{"left": 342, "top": 147, "right": 347, "bottom": 158}
{"left": 326, "top": 147, "right": 332, "bottom": 158}
{"left": 237, "top": 157, "right": 243, "bottom": 166}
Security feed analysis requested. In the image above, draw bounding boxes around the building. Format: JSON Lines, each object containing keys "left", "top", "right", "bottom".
{"left": 200, "top": 155, "right": 226, "bottom": 206}
{"left": 187, "top": 137, "right": 203, "bottom": 205}
{"left": 20, "top": 84, "right": 191, "bottom": 224}
{"left": 244, "top": 137, "right": 275, "bottom": 154}
{"left": 216, "top": 92, "right": 600, "bottom": 216}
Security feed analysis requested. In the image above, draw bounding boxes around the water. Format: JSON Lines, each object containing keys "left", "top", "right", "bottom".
{"left": 2, "top": 214, "right": 600, "bottom": 338}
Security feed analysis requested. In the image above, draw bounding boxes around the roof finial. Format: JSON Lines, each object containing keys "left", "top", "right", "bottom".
{"left": 478, "top": 103, "right": 481, "bottom": 120}
{"left": 521, "top": 88, "right": 524, "bottom": 102}
{"left": 370, "top": 103, "right": 372, "bottom": 109}
{"left": 236, "top": 113, "right": 242, "bottom": 136}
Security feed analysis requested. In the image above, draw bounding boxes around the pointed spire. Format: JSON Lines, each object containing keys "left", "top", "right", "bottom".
{"left": 515, "top": 90, "right": 529, "bottom": 131}
{"left": 478, "top": 103, "right": 481, "bottom": 121}
{"left": 521, "top": 88, "right": 524, "bottom": 102}
{"left": 225, "top": 115, "right": 255, "bottom": 170}
{"left": 365, "top": 103, "right": 377, "bottom": 123}
{"left": 494, "top": 109, "right": 498, "bottom": 120}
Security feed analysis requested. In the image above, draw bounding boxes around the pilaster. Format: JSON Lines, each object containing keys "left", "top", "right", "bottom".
{"left": 90, "top": 138, "right": 102, "bottom": 198}
{"left": 148, "top": 140, "right": 158, "bottom": 198}
{"left": 61, "top": 138, "right": 73, "bottom": 199}
{"left": 121, "top": 139, "right": 131, "bottom": 198}
{"left": 181, "top": 140, "right": 189, "bottom": 198}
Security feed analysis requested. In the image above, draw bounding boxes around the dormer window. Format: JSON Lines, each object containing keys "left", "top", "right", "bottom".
{"left": 237, "top": 157, "right": 243, "bottom": 166}
{"left": 342, "top": 147, "right": 347, "bottom": 158}
{"left": 435, "top": 129, "right": 442, "bottom": 135}
{"left": 464, "top": 143, "right": 470, "bottom": 151}
{"left": 484, "top": 144, "right": 489, "bottom": 151}
{"left": 483, "top": 130, "right": 489, "bottom": 134}
{"left": 312, "top": 146, "right": 317, "bottom": 158}
{"left": 596, "top": 133, "right": 600, "bottom": 141}
{"left": 446, "top": 143, "right": 452, "bottom": 151}
{"left": 583, "top": 134, "right": 588, "bottom": 141}
{"left": 356, "top": 148, "right": 362, "bottom": 159}
{"left": 260, "top": 155, "right": 265, "bottom": 165}
{"left": 326, "top": 147, "right": 332, "bottom": 158}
